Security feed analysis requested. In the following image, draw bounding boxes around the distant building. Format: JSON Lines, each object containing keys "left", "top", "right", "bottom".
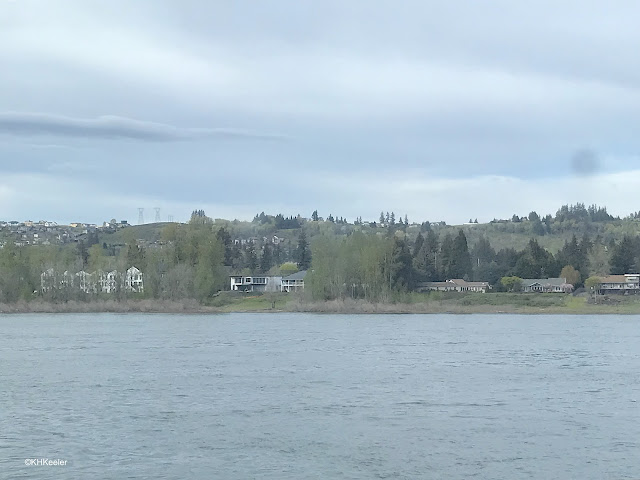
{"left": 230, "top": 275, "right": 282, "bottom": 292}
{"left": 596, "top": 274, "right": 640, "bottom": 294}
{"left": 103, "top": 271, "right": 119, "bottom": 294}
{"left": 41, "top": 267, "right": 144, "bottom": 295}
{"left": 520, "top": 278, "right": 573, "bottom": 293}
{"left": 281, "top": 270, "right": 307, "bottom": 292}
{"left": 417, "top": 278, "right": 490, "bottom": 293}
{"left": 124, "top": 266, "right": 144, "bottom": 293}
{"left": 40, "top": 268, "right": 56, "bottom": 293}
{"left": 75, "top": 271, "right": 97, "bottom": 294}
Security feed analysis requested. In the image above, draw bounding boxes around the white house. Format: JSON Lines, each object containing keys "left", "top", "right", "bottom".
{"left": 40, "top": 268, "right": 56, "bottom": 293}
{"left": 97, "top": 270, "right": 120, "bottom": 294}
{"left": 230, "top": 275, "right": 282, "bottom": 292}
{"left": 125, "top": 266, "right": 144, "bottom": 293}
{"left": 281, "top": 270, "right": 307, "bottom": 292}
{"left": 60, "top": 271, "right": 74, "bottom": 289}
{"left": 75, "top": 271, "right": 97, "bottom": 294}
{"left": 42, "top": 267, "right": 144, "bottom": 295}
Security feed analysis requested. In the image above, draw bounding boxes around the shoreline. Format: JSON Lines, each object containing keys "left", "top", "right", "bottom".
{"left": 2, "top": 298, "right": 640, "bottom": 315}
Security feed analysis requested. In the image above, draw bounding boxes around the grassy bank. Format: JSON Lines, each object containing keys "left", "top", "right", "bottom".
{"left": 3, "top": 292, "right": 640, "bottom": 314}
{"left": 292, "top": 292, "right": 640, "bottom": 314}
{"left": 0, "top": 299, "right": 216, "bottom": 314}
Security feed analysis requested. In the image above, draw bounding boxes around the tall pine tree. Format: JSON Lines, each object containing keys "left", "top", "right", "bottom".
{"left": 296, "top": 230, "right": 312, "bottom": 270}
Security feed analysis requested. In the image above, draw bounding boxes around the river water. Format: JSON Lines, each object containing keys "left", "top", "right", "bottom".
{"left": 1, "top": 313, "right": 639, "bottom": 479}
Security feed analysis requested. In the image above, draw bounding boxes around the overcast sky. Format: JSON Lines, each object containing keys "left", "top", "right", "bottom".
{"left": 2, "top": 1, "right": 640, "bottom": 225}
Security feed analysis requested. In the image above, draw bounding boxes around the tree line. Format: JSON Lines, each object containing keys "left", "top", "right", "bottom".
{"left": 306, "top": 227, "right": 634, "bottom": 301}
{"left": 2, "top": 203, "right": 640, "bottom": 305}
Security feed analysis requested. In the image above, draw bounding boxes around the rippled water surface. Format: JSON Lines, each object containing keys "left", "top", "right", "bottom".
{"left": 2, "top": 313, "right": 640, "bottom": 479}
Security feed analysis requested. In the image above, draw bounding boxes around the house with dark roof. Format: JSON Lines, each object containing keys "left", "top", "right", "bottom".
{"left": 281, "top": 270, "right": 307, "bottom": 292}
{"left": 520, "top": 277, "right": 573, "bottom": 293}
{"left": 417, "top": 279, "right": 491, "bottom": 293}
{"left": 230, "top": 275, "right": 282, "bottom": 292}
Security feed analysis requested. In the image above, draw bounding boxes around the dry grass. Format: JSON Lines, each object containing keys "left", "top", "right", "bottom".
{"left": 0, "top": 299, "right": 215, "bottom": 314}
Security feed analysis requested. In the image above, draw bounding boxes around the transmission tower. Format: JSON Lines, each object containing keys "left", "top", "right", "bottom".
{"left": 168, "top": 215, "right": 174, "bottom": 223}
{"left": 154, "top": 207, "right": 161, "bottom": 223}
{"left": 138, "top": 208, "right": 144, "bottom": 225}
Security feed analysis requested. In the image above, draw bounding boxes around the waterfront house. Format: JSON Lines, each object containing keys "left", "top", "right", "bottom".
{"left": 230, "top": 275, "right": 283, "bottom": 292}
{"left": 75, "top": 271, "right": 97, "bottom": 294}
{"left": 520, "top": 278, "right": 573, "bottom": 293}
{"left": 417, "top": 279, "right": 490, "bottom": 293}
{"left": 125, "top": 266, "right": 144, "bottom": 293}
{"left": 281, "top": 270, "right": 307, "bottom": 292}
{"left": 40, "top": 268, "right": 56, "bottom": 293}
{"left": 596, "top": 274, "right": 640, "bottom": 294}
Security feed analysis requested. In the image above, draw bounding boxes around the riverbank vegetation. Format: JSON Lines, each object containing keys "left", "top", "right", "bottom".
{"left": 5, "top": 291, "right": 640, "bottom": 315}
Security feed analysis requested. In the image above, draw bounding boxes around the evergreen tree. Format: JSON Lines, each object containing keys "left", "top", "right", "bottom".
{"left": 449, "top": 230, "right": 473, "bottom": 279}
{"left": 77, "top": 240, "right": 89, "bottom": 268}
{"left": 389, "top": 238, "right": 414, "bottom": 290}
{"left": 471, "top": 236, "right": 496, "bottom": 265}
{"left": 260, "top": 243, "right": 274, "bottom": 273}
{"left": 296, "top": 229, "right": 312, "bottom": 270}
{"left": 609, "top": 235, "right": 637, "bottom": 274}
{"left": 557, "top": 234, "right": 588, "bottom": 276}
{"left": 312, "top": 210, "right": 319, "bottom": 222}
{"left": 215, "top": 227, "right": 233, "bottom": 265}
{"left": 414, "top": 230, "right": 439, "bottom": 282}
{"left": 515, "top": 238, "right": 558, "bottom": 278}
{"left": 273, "top": 243, "right": 283, "bottom": 266}
{"left": 439, "top": 233, "right": 453, "bottom": 280}
{"left": 245, "top": 244, "right": 258, "bottom": 273}
{"left": 413, "top": 233, "right": 424, "bottom": 258}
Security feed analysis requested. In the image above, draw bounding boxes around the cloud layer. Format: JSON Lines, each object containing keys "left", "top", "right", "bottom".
{"left": 2, "top": 1, "right": 640, "bottom": 224}
{"left": 0, "top": 112, "right": 281, "bottom": 142}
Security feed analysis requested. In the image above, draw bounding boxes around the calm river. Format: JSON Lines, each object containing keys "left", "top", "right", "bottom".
{"left": 1, "top": 313, "right": 639, "bottom": 479}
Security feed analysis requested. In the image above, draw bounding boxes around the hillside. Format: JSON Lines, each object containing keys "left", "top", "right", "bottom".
{"left": 98, "top": 205, "right": 640, "bottom": 254}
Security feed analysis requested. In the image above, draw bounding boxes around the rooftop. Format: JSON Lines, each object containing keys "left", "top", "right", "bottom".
{"left": 520, "top": 278, "right": 568, "bottom": 287}
{"left": 283, "top": 270, "right": 307, "bottom": 281}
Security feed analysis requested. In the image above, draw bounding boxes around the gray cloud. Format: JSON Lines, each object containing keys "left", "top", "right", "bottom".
{"left": 0, "top": 112, "right": 283, "bottom": 142}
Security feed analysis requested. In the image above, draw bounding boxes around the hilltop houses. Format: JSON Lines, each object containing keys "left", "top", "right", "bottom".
{"left": 41, "top": 267, "right": 144, "bottom": 295}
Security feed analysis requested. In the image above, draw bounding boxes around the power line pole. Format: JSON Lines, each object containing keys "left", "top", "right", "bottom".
{"left": 154, "top": 207, "right": 161, "bottom": 223}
